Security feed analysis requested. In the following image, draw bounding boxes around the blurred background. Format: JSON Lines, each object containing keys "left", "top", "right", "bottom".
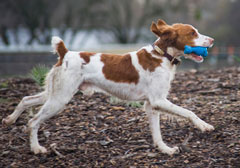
{"left": 0, "top": 0, "right": 240, "bottom": 76}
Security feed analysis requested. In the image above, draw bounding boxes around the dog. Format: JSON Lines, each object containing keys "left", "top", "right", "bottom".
{"left": 2, "top": 19, "right": 214, "bottom": 155}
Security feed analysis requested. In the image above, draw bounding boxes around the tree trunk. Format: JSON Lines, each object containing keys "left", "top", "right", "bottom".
{"left": 0, "top": 26, "right": 9, "bottom": 45}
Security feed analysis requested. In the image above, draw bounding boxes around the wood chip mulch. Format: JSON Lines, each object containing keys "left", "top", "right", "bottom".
{"left": 0, "top": 67, "right": 240, "bottom": 168}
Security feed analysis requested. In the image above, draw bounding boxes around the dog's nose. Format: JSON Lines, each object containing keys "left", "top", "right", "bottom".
{"left": 209, "top": 38, "right": 214, "bottom": 44}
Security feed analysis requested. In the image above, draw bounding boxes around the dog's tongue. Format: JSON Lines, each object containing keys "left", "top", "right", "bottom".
{"left": 191, "top": 53, "right": 203, "bottom": 61}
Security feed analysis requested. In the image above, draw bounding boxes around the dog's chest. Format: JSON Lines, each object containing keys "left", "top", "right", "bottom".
{"left": 141, "top": 62, "right": 176, "bottom": 97}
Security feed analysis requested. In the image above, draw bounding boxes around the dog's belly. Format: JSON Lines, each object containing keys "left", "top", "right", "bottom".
{"left": 103, "top": 85, "right": 146, "bottom": 101}
{"left": 80, "top": 81, "right": 146, "bottom": 101}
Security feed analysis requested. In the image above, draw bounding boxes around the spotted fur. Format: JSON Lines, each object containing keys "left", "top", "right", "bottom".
{"left": 2, "top": 20, "right": 214, "bottom": 156}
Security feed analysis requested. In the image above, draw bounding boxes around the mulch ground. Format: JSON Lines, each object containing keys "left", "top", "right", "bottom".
{"left": 0, "top": 67, "right": 240, "bottom": 168}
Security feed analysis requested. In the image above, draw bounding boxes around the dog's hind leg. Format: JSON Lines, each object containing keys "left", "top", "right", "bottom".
{"left": 28, "top": 98, "right": 65, "bottom": 154}
{"left": 2, "top": 92, "right": 47, "bottom": 125}
{"left": 144, "top": 101, "right": 179, "bottom": 155}
{"left": 28, "top": 76, "right": 82, "bottom": 154}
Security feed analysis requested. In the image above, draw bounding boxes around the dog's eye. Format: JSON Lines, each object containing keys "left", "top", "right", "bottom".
{"left": 191, "top": 31, "right": 196, "bottom": 36}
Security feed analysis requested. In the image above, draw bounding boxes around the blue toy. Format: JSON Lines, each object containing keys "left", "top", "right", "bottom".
{"left": 184, "top": 45, "right": 208, "bottom": 57}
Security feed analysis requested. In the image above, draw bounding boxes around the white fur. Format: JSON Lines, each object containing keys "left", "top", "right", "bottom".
{"left": 192, "top": 27, "right": 214, "bottom": 47}
{"left": 2, "top": 35, "right": 214, "bottom": 155}
{"left": 51, "top": 36, "right": 63, "bottom": 53}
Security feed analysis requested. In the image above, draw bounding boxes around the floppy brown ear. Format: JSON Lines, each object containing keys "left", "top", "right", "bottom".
{"left": 160, "top": 27, "right": 176, "bottom": 38}
{"left": 160, "top": 27, "right": 177, "bottom": 49}
{"left": 154, "top": 26, "right": 178, "bottom": 50}
{"left": 150, "top": 21, "right": 161, "bottom": 37}
{"left": 160, "top": 27, "right": 177, "bottom": 42}
{"left": 157, "top": 19, "right": 167, "bottom": 28}
{"left": 151, "top": 19, "right": 171, "bottom": 37}
{"left": 151, "top": 19, "right": 177, "bottom": 44}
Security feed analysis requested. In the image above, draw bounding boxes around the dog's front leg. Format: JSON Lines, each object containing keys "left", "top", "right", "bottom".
{"left": 151, "top": 99, "right": 214, "bottom": 132}
{"left": 144, "top": 102, "right": 179, "bottom": 155}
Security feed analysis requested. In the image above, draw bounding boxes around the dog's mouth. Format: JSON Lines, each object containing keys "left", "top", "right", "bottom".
{"left": 185, "top": 53, "right": 204, "bottom": 63}
{"left": 184, "top": 43, "right": 214, "bottom": 63}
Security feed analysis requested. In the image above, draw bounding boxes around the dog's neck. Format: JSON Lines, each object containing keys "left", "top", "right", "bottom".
{"left": 153, "top": 38, "right": 183, "bottom": 57}
{"left": 152, "top": 38, "right": 182, "bottom": 66}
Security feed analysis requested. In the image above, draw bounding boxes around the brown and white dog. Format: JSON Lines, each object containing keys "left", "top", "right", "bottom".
{"left": 2, "top": 19, "right": 214, "bottom": 155}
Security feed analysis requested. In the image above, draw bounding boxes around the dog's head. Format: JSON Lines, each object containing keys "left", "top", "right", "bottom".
{"left": 151, "top": 19, "right": 214, "bottom": 63}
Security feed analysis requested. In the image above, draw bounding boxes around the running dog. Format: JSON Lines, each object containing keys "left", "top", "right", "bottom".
{"left": 2, "top": 19, "right": 214, "bottom": 155}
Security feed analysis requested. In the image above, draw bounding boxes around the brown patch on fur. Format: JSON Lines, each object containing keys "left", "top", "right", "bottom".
{"left": 80, "top": 52, "right": 96, "bottom": 64}
{"left": 137, "top": 49, "right": 162, "bottom": 72}
{"left": 101, "top": 54, "right": 139, "bottom": 84}
{"left": 172, "top": 24, "right": 197, "bottom": 50}
{"left": 55, "top": 41, "right": 68, "bottom": 67}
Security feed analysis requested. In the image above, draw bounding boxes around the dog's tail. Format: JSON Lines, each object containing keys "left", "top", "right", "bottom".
{"left": 51, "top": 36, "right": 68, "bottom": 67}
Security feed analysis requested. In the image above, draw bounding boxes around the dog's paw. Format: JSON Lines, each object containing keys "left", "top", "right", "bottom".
{"left": 201, "top": 123, "right": 214, "bottom": 132}
{"left": 31, "top": 145, "right": 47, "bottom": 154}
{"left": 195, "top": 119, "right": 214, "bottom": 132}
{"left": 2, "top": 116, "right": 15, "bottom": 125}
{"left": 161, "top": 146, "right": 179, "bottom": 156}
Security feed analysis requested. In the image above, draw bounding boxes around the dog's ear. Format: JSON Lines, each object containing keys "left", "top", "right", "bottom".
{"left": 160, "top": 26, "right": 177, "bottom": 48}
{"left": 150, "top": 19, "right": 168, "bottom": 37}
{"left": 151, "top": 19, "right": 177, "bottom": 43}
{"left": 160, "top": 27, "right": 177, "bottom": 40}
{"left": 152, "top": 20, "right": 177, "bottom": 49}
{"left": 157, "top": 19, "right": 167, "bottom": 27}
{"left": 151, "top": 21, "right": 161, "bottom": 37}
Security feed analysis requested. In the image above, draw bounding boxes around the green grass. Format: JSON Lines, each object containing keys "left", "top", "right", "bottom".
{"left": 0, "top": 81, "right": 8, "bottom": 88}
{"left": 234, "top": 55, "right": 240, "bottom": 62}
{"left": 30, "top": 65, "right": 50, "bottom": 87}
{"left": 109, "top": 96, "right": 143, "bottom": 108}
{"left": 126, "top": 101, "right": 143, "bottom": 108}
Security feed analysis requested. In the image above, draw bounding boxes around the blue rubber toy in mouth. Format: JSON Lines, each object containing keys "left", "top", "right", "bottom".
{"left": 184, "top": 45, "right": 208, "bottom": 57}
